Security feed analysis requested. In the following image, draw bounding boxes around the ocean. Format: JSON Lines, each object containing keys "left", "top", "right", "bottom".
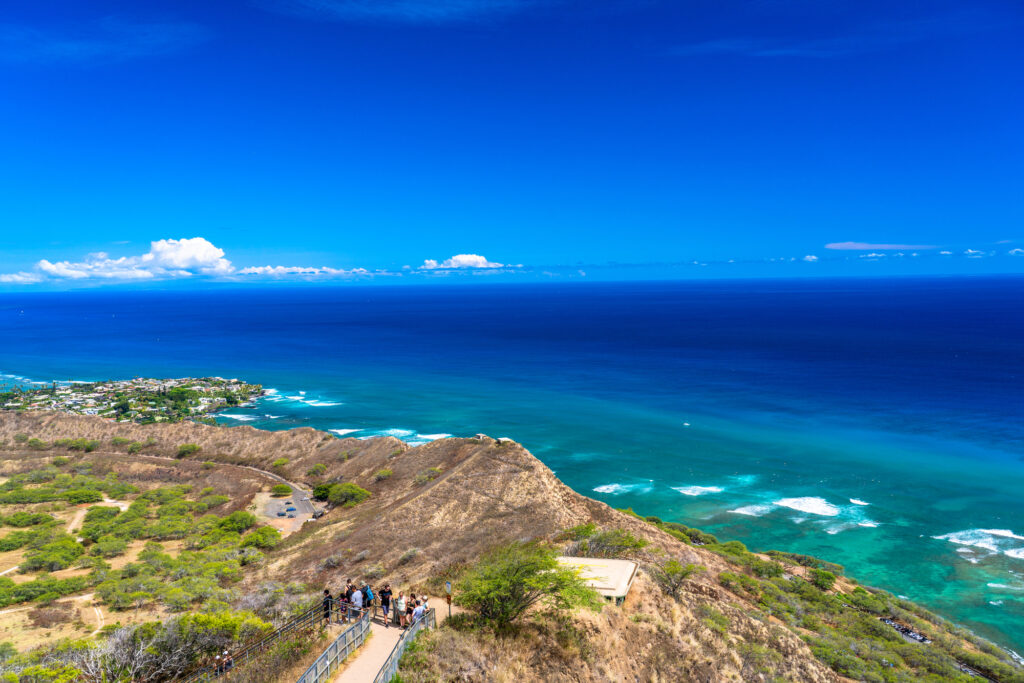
{"left": 1, "top": 277, "right": 1022, "bottom": 651}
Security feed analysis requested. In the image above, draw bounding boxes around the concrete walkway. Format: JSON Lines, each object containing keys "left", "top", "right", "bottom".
{"left": 333, "top": 620, "right": 401, "bottom": 683}
{"left": 332, "top": 599, "right": 462, "bottom": 683}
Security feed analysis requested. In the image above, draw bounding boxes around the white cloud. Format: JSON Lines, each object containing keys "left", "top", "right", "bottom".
{"left": 29, "top": 237, "right": 230, "bottom": 281}
{"left": 826, "top": 241, "right": 936, "bottom": 250}
{"left": 0, "top": 271, "right": 43, "bottom": 284}
{"left": 419, "top": 253, "right": 505, "bottom": 270}
{"left": 859, "top": 253, "right": 886, "bottom": 259}
{"left": 1009, "top": 248, "right": 1024, "bottom": 256}
{"left": 802, "top": 254, "right": 819, "bottom": 262}
{"left": 238, "top": 265, "right": 369, "bottom": 277}
{"left": 963, "top": 249, "right": 988, "bottom": 258}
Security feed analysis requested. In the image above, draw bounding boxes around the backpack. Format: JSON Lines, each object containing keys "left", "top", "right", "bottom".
{"left": 364, "top": 586, "right": 374, "bottom": 601}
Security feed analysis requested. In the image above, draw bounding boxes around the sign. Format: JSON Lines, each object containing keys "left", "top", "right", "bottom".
{"left": 445, "top": 581, "right": 452, "bottom": 595}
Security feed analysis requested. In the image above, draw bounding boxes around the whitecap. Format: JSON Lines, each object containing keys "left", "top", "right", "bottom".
{"left": 987, "top": 583, "right": 1024, "bottom": 591}
{"left": 592, "top": 483, "right": 651, "bottom": 495}
{"left": 264, "top": 388, "right": 279, "bottom": 395}
{"left": 672, "top": 485, "right": 724, "bottom": 497}
{"left": 774, "top": 497, "right": 840, "bottom": 517}
{"left": 991, "top": 600, "right": 1004, "bottom": 606}
{"left": 933, "top": 529, "right": 1024, "bottom": 555}
{"left": 219, "top": 413, "right": 256, "bottom": 422}
{"left": 1005, "top": 548, "right": 1024, "bottom": 560}
{"left": 857, "top": 521, "right": 879, "bottom": 528}
{"left": 303, "top": 400, "right": 341, "bottom": 407}
{"left": 264, "top": 414, "right": 282, "bottom": 419}
{"left": 330, "top": 428, "right": 362, "bottom": 436}
{"left": 729, "top": 504, "right": 774, "bottom": 517}
{"left": 850, "top": 498, "right": 869, "bottom": 506}
{"left": 378, "top": 428, "right": 415, "bottom": 437}
{"left": 416, "top": 433, "right": 452, "bottom": 441}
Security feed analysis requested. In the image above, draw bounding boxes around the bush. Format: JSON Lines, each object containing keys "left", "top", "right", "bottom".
{"left": 413, "top": 467, "right": 442, "bottom": 485}
{"left": 270, "top": 484, "right": 292, "bottom": 497}
{"left": 699, "top": 604, "right": 730, "bottom": 635}
{"left": 201, "top": 461, "right": 217, "bottom": 470}
{"left": 306, "top": 463, "right": 327, "bottom": 477}
{"left": 177, "top": 443, "right": 201, "bottom": 458}
{"left": 373, "top": 469, "right": 393, "bottom": 482}
{"left": 327, "top": 483, "right": 370, "bottom": 507}
{"left": 219, "top": 511, "right": 257, "bottom": 533}
{"left": 312, "top": 483, "right": 332, "bottom": 501}
{"left": 811, "top": 569, "right": 836, "bottom": 591}
{"left": 63, "top": 489, "right": 103, "bottom": 504}
{"left": 456, "top": 541, "right": 602, "bottom": 629}
{"left": 26, "top": 438, "right": 49, "bottom": 451}
{"left": 13, "top": 434, "right": 29, "bottom": 444}
{"left": 111, "top": 437, "right": 131, "bottom": 446}
{"left": 127, "top": 441, "right": 144, "bottom": 454}
{"left": 397, "top": 548, "right": 419, "bottom": 565}
{"left": 51, "top": 456, "right": 69, "bottom": 466}
{"left": 572, "top": 529, "right": 648, "bottom": 558}
{"left": 54, "top": 438, "right": 99, "bottom": 452}
{"left": 271, "top": 458, "right": 289, "bottom": 468}
{"left": 4, "top": 512, "right": 54, "bottom": 527}
{"left": 241, "top": 527, "right": 281, "bottom": 549}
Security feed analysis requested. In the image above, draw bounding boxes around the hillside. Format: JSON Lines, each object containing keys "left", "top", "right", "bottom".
{"left": 1, "top": 411, "right": 1022, "bottom": 682}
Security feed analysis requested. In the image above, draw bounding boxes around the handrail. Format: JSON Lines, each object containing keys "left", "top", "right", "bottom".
{"left": 182, "top": 601, "right": 331, "bottom": 683}
{"left": 372, "top": 608, "right": 436, "bottom": 683}
{"left": 295, "top": 609, "right": 372, "bottom": 683}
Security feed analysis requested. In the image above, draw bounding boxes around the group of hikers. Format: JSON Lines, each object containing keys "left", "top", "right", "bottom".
{"left": 322, "top": 580, "right": 430, "bottom": 629}
{"left": 212, "top": 651, "right": 234, "bottom": 676}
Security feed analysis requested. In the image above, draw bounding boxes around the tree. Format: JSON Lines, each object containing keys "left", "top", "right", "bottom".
{"left": 312, "top": 483, "right": 332, "bottom": 501}
{"left": 456, "top": 541, "right": 602, "bottom": 629}
{"left": 327, "top": 483, "right": 370, "bottom": 507}
{"left": 270, "top": 484, "right": 291, "bottom": 497}
{"left": 648, "top": 559, "right": 705, "bottom": 598}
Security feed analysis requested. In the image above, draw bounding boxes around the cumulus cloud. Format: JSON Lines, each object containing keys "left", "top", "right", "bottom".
{"left": 802, "top": 254, "right": 819, "bottom": 262}
{"left": 26, "top": 237, "right": 233, "bottom": 282}
{"left": 826, "top": 241, "right": 936, "bottom": 250}
{"left": 420, "top": 253, "right": 505, "bottom": 270}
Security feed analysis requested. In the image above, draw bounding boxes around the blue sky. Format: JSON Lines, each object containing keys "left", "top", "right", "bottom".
{"left": 1, "top": 0, "right": 1022, "bottom": 287}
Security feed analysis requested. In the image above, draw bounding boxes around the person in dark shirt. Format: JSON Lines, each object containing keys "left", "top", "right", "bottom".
{"left": 322, "top": 589, "right": 333, "bottom": 624}
{"left": 378, "top": 584, "right": 393, "bottom": 628}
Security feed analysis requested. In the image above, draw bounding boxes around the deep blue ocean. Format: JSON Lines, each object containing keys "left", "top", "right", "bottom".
{"left": 1, "top": 277, "right": 1022, "bottom": 651}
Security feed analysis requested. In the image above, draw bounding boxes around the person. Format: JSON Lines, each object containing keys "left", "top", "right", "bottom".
{"left": 421, "top": 594, "right": 429, "bottom": 612}
{"left": 404, "top": 593, "right": 416, "bottom": 628}
{"left": 337, "top": 590, "right": 349, "bottom": 624}
{"left": 214, "top": 655, "right": 223, "bottom": 676}
{"left": 350, "top": 585, "right": 363, "bottom": 619}
{"left": 394, "top": 591, "right": 406, "bottom": 628}
{"left": 363, "top": 582, "right": 375, "bottom": 618}
{"left": 412, "top": 599, "right": 425, "bottom": 624}
{"left": 225, "top": 653, "right": 234, "bottom": 672}
{"left": 322, "top": 589, "right": 333, "bottom": 625}
{"left": 379, "top": 583, "right": 393, "bottom": 627}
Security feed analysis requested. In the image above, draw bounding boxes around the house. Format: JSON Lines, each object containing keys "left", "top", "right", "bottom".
{"left": 557, "top": 557, "right": 639, "bottom": 606}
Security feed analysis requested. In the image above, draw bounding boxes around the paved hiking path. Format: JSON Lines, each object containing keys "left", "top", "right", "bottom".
{"left": 332, "top": 601, "right": 462, "bottom": 683}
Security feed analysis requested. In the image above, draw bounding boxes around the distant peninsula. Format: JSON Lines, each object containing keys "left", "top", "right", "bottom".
{"left": 0, "top": 377, "right": 262, "bottom": 424}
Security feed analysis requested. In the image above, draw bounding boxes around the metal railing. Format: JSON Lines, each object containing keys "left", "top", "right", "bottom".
{"left": 182, "top": 602, "right": 336, "bottom": 683}
{"left": 372, "top": 608, "right": 436, "bottom": 683}
{"left": 295, "top": 608, "right": 372, "bottom": 683}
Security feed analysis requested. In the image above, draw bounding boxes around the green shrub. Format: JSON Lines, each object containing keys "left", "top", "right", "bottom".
{"left": 456, "top": 541, "right": 602, "bottom": 628}
{"left": 306, "top": 463, "right": 327, "bottom": 477}
{"left": 176, "top": 443, "right": 201, "bottom": 458}
{"left": 413, "top": 467, "right": 443, "bottom": 485}
{"left": 111, "top": 437, "right": 131, "bottom": 446}
{"left": 271, "top": 458, "right": 289, "bottom": 468}
{"left": 327, "top": 483, "right": 370, "bottom": 507}
{"left": 13, "top": 434, "right": 30, "bottom": 444}
{"left": 4, "top": 512, "right": 54, "bottom": 527}
{"left": 373, "top": 469, "right": 393, "bottom": 482}
{"left": 21, "top": 534, "right": 85, "bottom": 572}
{"left": 201, "top": 461, "right": 217, "bottom": 470}
{"left": 699, "top": 604, "right": 730, "bottom": 635}
{"left": 51, "top": 456, "right": 69, "bottom": 466}
{"left": 811, "top": 569, "right": 836, "bottom": 591}
{"left": 199, "top": 494, "right": 230, "bottom": 508}
{"left": 558, "top": 523, "right": 596, "bottom": 541}
{"left": 127, "top": 441, "right": 144, "bottom": 454}
{"left": 312, "top": 483, "right": 332, "bottom": 501}
{"left": 26, "top": 438, "right": 49, "bottom": 451}
{"left": 241, "top": 526, "right": 281, "bottom": 549}
{"left": 270, "top": 484, "right": 292, "bottom": 497}
{"left": 63, "top": 489, "right": 103, "bottom": 504}
{"left": 573, "top": 529, "right": 648, "bottom": 558}
{"left": 219, "top": 511, "right": 257, "bottom": 533}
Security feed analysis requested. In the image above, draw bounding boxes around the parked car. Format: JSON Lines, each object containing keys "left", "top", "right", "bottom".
{"left": 287, "top": 513, "right": 295, "bottom": 518}
{"left": 276, "top": 511, "right": 286, "bottom": 517}
{"left": 286, "top": 506, "right": 297, "bottom": 512}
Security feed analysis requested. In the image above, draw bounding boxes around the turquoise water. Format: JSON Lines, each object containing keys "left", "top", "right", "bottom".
{"left": 0, "top": 278, "right": 1021, "bottom": 651}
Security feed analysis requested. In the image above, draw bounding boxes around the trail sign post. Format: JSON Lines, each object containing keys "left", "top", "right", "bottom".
{"left": 445, "top": 581, "right": 452, "bottom": 619}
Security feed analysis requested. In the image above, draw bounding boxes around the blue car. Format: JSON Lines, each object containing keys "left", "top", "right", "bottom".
{"left": 286, "top": 506, "right": 297, "bottom": 512}
{"left": 276, "top": 511, "right": 286, "bottom": 517}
